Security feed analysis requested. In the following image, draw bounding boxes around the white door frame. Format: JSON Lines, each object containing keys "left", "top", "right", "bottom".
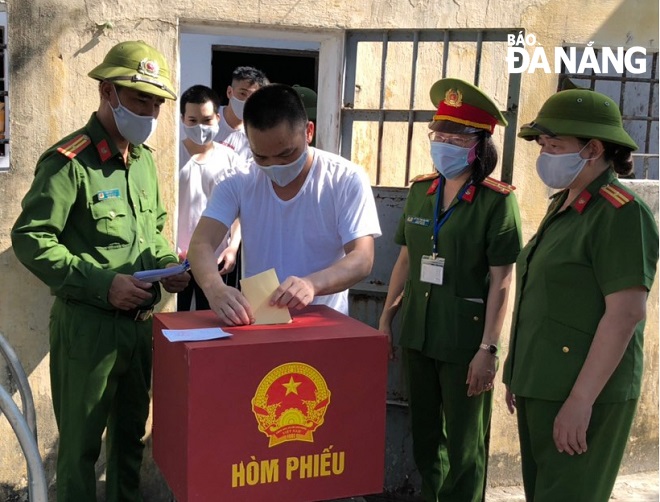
{"left": 179, "top": 24, "right": 344, "bottom": 153}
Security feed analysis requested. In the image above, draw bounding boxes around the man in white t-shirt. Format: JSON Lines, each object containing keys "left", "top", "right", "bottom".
{"left": 178, "top": 85, "right": 243, "bottom": 311}
{"left": 189, "top": 84, "right": 381, "bottom": 324}
{"left": 215, "top": 66, "right": 269, "bottom": 162}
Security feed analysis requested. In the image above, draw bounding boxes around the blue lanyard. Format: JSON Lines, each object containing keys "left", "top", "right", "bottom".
{"left": 432, "top": 177, "right": 470, "bottom": 258}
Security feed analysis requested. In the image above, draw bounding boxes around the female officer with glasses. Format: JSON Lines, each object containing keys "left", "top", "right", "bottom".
{"left": 503, "top": 89, "right": 659, "bottom": 502}
{"left": 379, "top": 78, "right": 522, "bottom": 502}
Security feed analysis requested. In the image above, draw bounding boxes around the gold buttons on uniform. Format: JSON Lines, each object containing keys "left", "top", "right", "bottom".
{"left": 424, "top": 292, "right": 429, "bottom": 297}
{"left": 473, "top": 316, "right": 479, "bottom": 321}
{"left": 562, "top": 346, "right": 570, "bottom": 353}
{"left": 139, "top": 238, "right": 144, "bottom": 244}
{"left": 109, "top": 211, "right": 116, "bottom": 218}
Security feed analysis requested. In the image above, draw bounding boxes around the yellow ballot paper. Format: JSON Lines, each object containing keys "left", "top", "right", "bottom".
{"left": 239, "top": 268, "right": 293, "bottom": 325}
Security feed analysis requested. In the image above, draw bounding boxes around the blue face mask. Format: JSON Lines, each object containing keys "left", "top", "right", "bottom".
{"left": 256, "top": 147, "right": 309, "bottom": 187}
{"left": 430, "top": 142, "right": 476, "bottom": 179}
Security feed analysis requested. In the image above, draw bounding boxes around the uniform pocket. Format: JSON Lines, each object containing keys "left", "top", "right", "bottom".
{"left": 453, "top": 297, "right": 486, "bottom": 349}
{"left": 138, "top": 191, "right": 157, "bottom": 243}
{"left": 90, "top": 198, "right": 130, "bottom": 246}
{"left": 534, "top": 317, "right": 593, "bottom": 395}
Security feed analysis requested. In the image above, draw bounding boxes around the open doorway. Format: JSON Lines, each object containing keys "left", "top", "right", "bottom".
{"left": 211, "top": 47, "right": 318, "bottom": 105}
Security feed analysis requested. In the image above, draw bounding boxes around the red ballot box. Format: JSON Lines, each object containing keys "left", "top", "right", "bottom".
{"left": 152, "top": 305, "right": 389, "bottom": 502}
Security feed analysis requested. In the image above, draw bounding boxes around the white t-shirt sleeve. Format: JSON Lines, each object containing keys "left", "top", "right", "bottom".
{"left": 203, "top": 164, "right": 246, "bottom": 230}
{"left": 208, "top": 144, "right": 241, "bottom": 189}
{"left": 337, "top": 165, "right": 382, "bottom": 245}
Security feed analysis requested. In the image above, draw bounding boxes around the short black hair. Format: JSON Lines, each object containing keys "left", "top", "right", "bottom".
{"left": 231, "top": 66, "right": 269, "bottom": 87}
{"left": 180, "top": 85, "right": 220, "bottom": 116}
{"left": 243, "top": 84, "right": 308, "bottom": 133}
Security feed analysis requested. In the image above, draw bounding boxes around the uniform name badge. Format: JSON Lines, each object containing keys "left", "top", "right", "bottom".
{"left": 420, "top": 255, "right": 445, "bottom": 285}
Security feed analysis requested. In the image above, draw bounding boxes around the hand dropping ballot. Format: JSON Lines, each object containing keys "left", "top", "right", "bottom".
{"left": 240, "top": 268, "right": 293, "bottom": 325}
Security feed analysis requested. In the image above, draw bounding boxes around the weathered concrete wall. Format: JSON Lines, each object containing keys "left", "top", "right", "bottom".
{"left": 0, "top": 0, "right": 656, "bottom": 499}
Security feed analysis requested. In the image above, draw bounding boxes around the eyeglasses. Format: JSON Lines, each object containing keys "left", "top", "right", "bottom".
{"left": 428, "top": 131, "right": 480, "bottom": 148}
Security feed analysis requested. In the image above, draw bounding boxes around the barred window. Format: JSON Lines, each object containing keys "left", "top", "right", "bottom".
{"left": 340, "top": 29, "right": 522, "bottom": 187}
{"left": 0, "top": 14, "right": 8, "bottom": 172}
{"left": 559, "top": 48, "right": 658, "bottom": 180}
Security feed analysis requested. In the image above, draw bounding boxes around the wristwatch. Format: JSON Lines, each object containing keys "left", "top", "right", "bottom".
{"left": 479, "top": 343, "right": 498, "bottom": 356}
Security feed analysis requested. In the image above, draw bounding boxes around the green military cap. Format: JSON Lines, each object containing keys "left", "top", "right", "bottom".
{"left": 88, "top": 40, "right": 176, "bottom": 100}
{"left": 430, "top": 78, "right": 507, "bottom": 133}
{"left": 293, "top": 84, "right": 317, "bottom": 120}
{"left": 519, "top": 89, "right": 638, "bottom": 150}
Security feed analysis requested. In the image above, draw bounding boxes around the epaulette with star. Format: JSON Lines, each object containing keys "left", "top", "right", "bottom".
{"left": 599, "top": 183, "right": 634, "bottom": 208}
{"left": 410, "top": 172, "right": 439, "bottom": 184}
{"left": 410, "top": 172, "right": 440, "bottom": 194}
{"left": 56, "top": 134, "right": 92, "bottom": 160}
{"left": 480, "top": 176, "right": 515, "bottom": 195}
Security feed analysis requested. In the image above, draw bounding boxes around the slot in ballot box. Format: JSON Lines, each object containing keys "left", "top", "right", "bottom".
{"left": 152, "top": 305, "right": 389, "bottom": 502}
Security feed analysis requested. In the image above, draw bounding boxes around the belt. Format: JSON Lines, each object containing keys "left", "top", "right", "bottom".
{"left": 115, "top": 307, "right": 154, "bottom": 322}
{"left": 61, "top": 298, "right": 154, "bottom": 322}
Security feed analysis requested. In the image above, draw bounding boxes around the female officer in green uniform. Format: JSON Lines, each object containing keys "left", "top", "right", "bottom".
{"left": 503, "top": 89, "right": 659, "bottom": 502}
{"left": 379, "top": 78, "right": 522, "bottom": 502}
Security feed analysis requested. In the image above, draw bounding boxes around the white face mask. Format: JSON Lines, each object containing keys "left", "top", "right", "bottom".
{"left": 535, "top": 143, "right": 593, "bottom": 189}
{"left": 229, "top": 96, "right": 246, "bottom": 121}
{"left": 183, "top": 123, "right": 219, "bottom": 146}
{"left": 110, "top": 87, "right": 157, "bottom": 145}
{"left": 255, "top": 147, "right": 309, "bottom": 187}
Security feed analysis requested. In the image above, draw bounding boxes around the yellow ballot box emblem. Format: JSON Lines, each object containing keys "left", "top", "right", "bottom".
{"left": 252, "top": 362, "right": 331, "bottom": 447}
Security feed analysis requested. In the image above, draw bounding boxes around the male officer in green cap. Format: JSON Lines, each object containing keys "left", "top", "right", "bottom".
{"left": 12, "top": 40, "right": 190, "bottom": 502}
{"left": 293, "top": 84, "right": 317, "bottom": 145}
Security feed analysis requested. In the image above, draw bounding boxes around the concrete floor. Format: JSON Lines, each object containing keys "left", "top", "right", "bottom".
{"left": 487, "top": 471, "right": 659, "bottom": 501}
{"left": 328, "top": 470, "right": 660, "bottom": 501}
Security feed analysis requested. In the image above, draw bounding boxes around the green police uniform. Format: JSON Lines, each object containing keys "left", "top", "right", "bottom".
{"left": 397, "top": 173, "right": 522, "bottom": 502}
{"left": 503, "top": 89, "right": 659, "bottom": 502}
{"left": 11, "top": 41, "right": 178, "bottom": 502}
{"left": 392, "top": 77, "right": 522, "bottom": 502}
{"left": 502, "top": 170, "right": 658, "bottom": 501}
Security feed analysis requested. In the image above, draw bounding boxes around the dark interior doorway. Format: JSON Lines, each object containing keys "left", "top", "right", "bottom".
{"left": 211, "top": 47, "right": 318, "bottom": 105}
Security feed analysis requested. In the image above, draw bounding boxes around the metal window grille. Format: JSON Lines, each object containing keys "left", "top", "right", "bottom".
{"left": 341, "top": 29, "right": 523, "bottom": 187}
{"left": 559, "top": 49, "right": 658, "bottom": 180}
{"left": 0, "top": 24, "right": 7, "bottom": 171}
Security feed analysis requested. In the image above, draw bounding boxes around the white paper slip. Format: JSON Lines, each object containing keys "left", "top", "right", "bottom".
{"left": 134, "top": 259, "right": 190, "bottom": 283}
{"left": 161, "top": 327, "right": 231, "bottom": 343}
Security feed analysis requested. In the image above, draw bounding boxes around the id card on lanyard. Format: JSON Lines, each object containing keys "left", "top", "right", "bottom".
{"left": 420, "top": 177, "right": 469, "bottom": 286}
{"left": 421, "top": 255, "right": 445, "bottom": 285}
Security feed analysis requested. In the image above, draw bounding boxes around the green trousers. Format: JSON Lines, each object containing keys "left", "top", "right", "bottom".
{"left": 516, "top": 396, "right": 638, "bottom": 502}
{"left": 49, "top": 298, "right": 153, "bottom": 502}
{"left": 404, "top": 349, "right": 491, "bottom": 502}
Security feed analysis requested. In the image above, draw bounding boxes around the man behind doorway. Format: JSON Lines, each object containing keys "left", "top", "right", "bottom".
{"left": 188, "top": 84, "right": 381, "bottom": 326}
{"left": 11, "top": 40, "right": 190, "bottom": 502}
{"left": 178, "top": 84, "right": 243, "bottom": 311}
{"left": 292, "top": 84, "right": 317, "bottom": 146}
{"left": 216, "top": 66, "right": 269, "bottom": 162}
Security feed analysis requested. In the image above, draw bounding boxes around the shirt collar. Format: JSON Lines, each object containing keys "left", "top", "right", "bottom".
{"left": 549, "top": 169, "right": 616, "bottom": 215}
{"left": 85, "top": 113, "right": 145, "bottom": 164}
